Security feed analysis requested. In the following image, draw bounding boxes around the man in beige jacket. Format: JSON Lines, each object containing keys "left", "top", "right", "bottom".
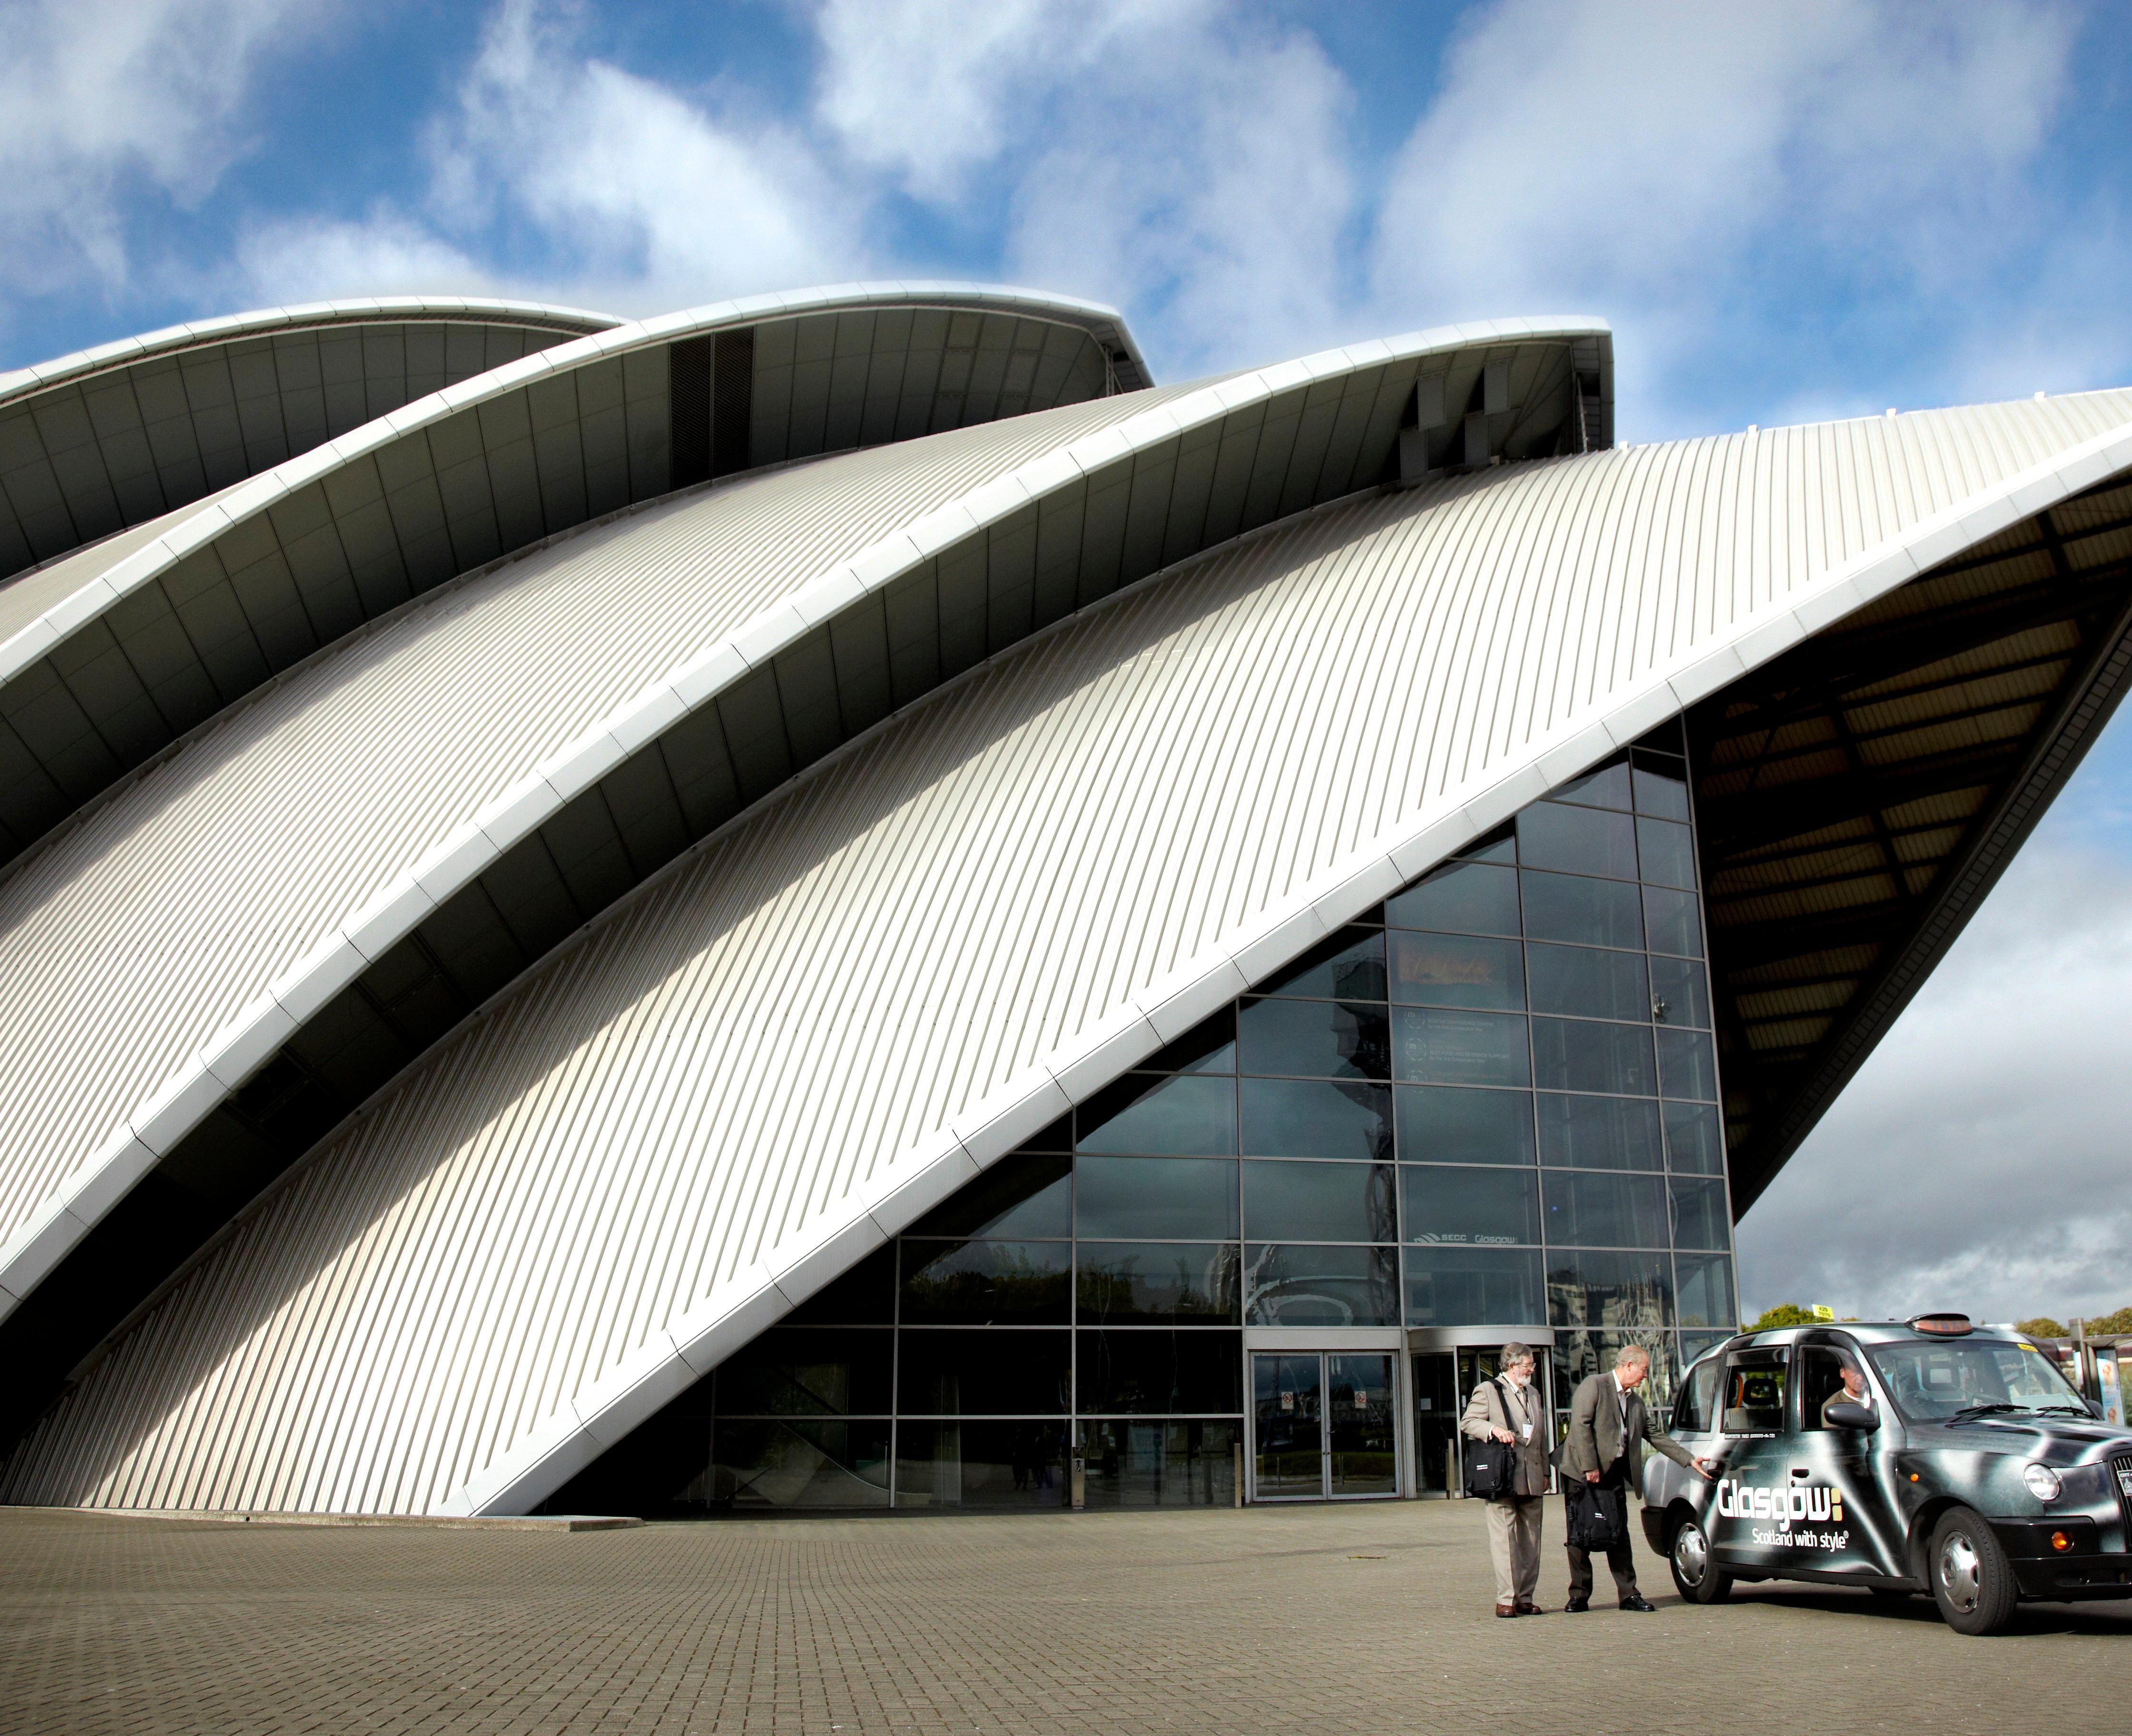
{"left": 1459, "top": 1343, "right": 1552, "bottom": 1617}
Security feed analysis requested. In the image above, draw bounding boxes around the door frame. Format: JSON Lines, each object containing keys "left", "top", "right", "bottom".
{"left": 1244, "top": 1326, "right": 1407, "bottom": 1502}
{"left": 1406, "top": 1326, "right": 1557, "bottom": 1500}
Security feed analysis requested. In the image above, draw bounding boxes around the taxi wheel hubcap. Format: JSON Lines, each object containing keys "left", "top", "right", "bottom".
{"left": 1938, "top": 1531, "right": 1982, "bottom": 1613}
{"left": 1675, "top": 1521, "right": 1708, "bottom": 1587}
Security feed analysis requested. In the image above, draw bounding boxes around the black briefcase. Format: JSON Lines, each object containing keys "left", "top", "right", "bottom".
{"left": 1461, "top": 1379, "right": 1519, "bottom": 1499}
{"left": 1564, "top": 1480, "right": 1626, "bottom": 1550}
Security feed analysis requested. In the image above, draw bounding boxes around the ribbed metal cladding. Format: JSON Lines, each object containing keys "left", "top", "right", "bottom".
{"left": 6, "top": 387, "right": 2132, "bottom": 1514}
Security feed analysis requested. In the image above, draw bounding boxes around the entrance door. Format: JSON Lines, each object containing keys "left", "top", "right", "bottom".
{"left": 1251, "top": 1352, "right": 1399, "bottom": 1500}
{"left": 1411, "top": 1352, "right": 1460, "bottom": 1497}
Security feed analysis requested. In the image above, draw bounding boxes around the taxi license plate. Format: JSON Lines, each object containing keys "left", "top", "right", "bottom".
{"left": 2117, "top": 1466, "right": 2132, "bottom": 1499}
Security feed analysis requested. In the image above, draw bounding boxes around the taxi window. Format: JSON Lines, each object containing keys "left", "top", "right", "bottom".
{"left": 1719, "top": 1353, "right": 1786, "bottom": 1434}
{"left": 1798, "top": 1345, "right": 1872, "bottom": 1431}
{"left": 1866, "top": 1338, "right": 2085, "bottom": 1423}
{"left": 1673, "top": 1356, "right": 1720, "bottom": 1433}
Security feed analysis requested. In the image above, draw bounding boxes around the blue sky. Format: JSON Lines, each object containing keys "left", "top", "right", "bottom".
{"left": 6, "top": 0, "right": 2132, "bottom": 1322}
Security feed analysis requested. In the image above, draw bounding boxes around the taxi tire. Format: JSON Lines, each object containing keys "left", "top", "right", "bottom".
{"left": 1928, "top": 1507, "right": 2018, "bottom": 1637}
{"left": 1668, "top": 1514, "right": 1731, "bottom": 1605}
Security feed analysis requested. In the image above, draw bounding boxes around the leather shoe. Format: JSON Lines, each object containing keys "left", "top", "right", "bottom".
{"left": 1563, "top": 1598, "right": 1590, "bottom": 1613}
{"left": 1514, "top": 1599, "right": 1546, "bottom": 1616}
{"left": 1618, "top": 1594, "right": 1659, "bottom": 1612}
{"left": 1495, "top": 1602, "right": 1517, "bottom": 1618}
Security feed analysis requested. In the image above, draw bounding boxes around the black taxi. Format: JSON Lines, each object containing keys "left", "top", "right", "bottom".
{"left": 1641, "top": 1314, "right": 2132, "bottom": 1634}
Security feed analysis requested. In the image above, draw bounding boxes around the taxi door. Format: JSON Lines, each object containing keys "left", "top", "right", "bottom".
{"left": 1705, "top": 1345, "right": 1793, "bottom": 1573}
{"left": 1788, "top": 1340, "right": 1904, "bottom": 1579}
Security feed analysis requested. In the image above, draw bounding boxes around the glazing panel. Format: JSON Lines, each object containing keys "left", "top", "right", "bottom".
{"left": 1517, "top": 801, "right": 1639, "bottom": 880}
{"left": 1670, "top": 1177, "right": 1730, "bottom": 1251}
{"left": 1552, "top": 1332, "right": 1677, "bottom": 1415}
{"left": 1238, "top": 1077, "right": 1393, "bottom": 1161}
{"left": 1636, "top": 816, "right": 1697, "bottom": 890}
{"left": 1656, "top": 1027, "right": 1719, "bottom": 1101}
{"left": 1076, "top": 1072, "right": 1237, "bottom": 1155}
{"left": 1241, "top": 1159, "right": 1396, "bottom": 1243}
{"left": 900, "top": 1240, "right": 1071, "bottom": 1325}
{"left": 1526, "top": 942, "right": 1648, "bottom": 1021}
{"left": 1142, "top": 1008, "right": 1236, "bottom": 1074}
{"left": 1632, "top": 753, "right": 1691, "bottom": 820}
{"left": 1393, "top": 1008, "right": 1530, "bottom": 1087}
{"left": 1244, "top": 1244, "right": 1400, "bottom": 1326}
{"left": 1648, "top": 954, "right": 1711, "bottom": 1029}
{"left": 894, "top": 1420, "right": 1067, "bottom": 1509}
{"left": 1542, "top": 1170, "right": 1669, "bottom": 1248}
{"left": 1400, "top": 1163, "right": 1540, "bottom": 1245}
{"left": 1327, "top": 1353, "right": 1398, "bottom": 1495}
{"left": 1548, "top": 756, "right": 1632, "bottom": 811}
{"left": 1019, "top": 1116, "right": 1073, "bottom": 1152}
{"left": 1535, "top": 1093, "right": 1663, "bottom": 1171}
{"left": 1520, "top": 872, "right": 1644, "bottom": 949}
{"left": 1531, "top": 1017, "right": 1655, "bottom": 1096}
{"left": 1394, "top": 1085, "right": 1536, "bottom": 1166}
{"left": 1546, "top": 1250, "right": 1674, "bottom": 1331}
{"left": 1402, "top": 1246, "right": 1546, "bottom": 1327}
{"left": 1388, "top": 932, "right": 1524, "bottom": 1010}
{"left": 784, "top": 1244, "right": 895, "bottom": 1324}
{"left": 907, "top": 1153, "right": 1071, "bottom": 1239}
{"left": 713, "top": 1327, "right": 893, "bottom": 1416}
{"left": 1643, "top": 886, "right": 1703, "bottom": 957}
{"left": 1080, "top": 1328, "right": 1243, "bottom": 1413}
{"left": 1254, "top": 926, "right": 1387, "bottom": 1000}
{"left": 1237, "top": 997, "right": 1390, "bottom": 1080}
{"left": 1253, "top": 1352, "right": 1324, "bottom": 1497}
{"left": 1078, "top": 1419, "right": 1240, "bottom": 1507}
{"left": 1385, "top": 861, "right": 1519, "bottom": 936}
{"left": 1461, "top": 830, "right": 1516, "bottom": 864}
{"left": 710, "top": 1418, "right": 892, "bottom": 1509}
{"left": 1680, "top": 1329, "right": 1733, "bottom": 1368}
{"left": 897, "top": 1328, "right": 1070, "bottom": 1414}
{"left": 1076, "top": 1242, "right": 1240, "bottom": 1324}
{"left": 1075, "top": 1156, "right": 1239, "bottom": 1240}
{"left": 1675, "top": 1254, "right": 1738, "bottom": 1330}
{"left": 1662, "top": 1101, "right": 1725, "bottom": 1175}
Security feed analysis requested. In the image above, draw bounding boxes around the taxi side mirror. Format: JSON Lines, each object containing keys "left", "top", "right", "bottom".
{"left": 1824, "top": 1401, "right": 1879, "bottom": 1432}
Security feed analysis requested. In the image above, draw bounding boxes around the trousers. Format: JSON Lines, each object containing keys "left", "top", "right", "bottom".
{"left": 1563, "top": 1459, "right": 1640, "bottom": 1602}
{"left": 1484, "top": 1494, "right": 1544, "bottom": 1604}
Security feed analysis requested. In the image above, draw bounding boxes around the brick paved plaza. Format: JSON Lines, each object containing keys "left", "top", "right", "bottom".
{"left": 2, "top": 1501, "right": 2125, "bottom": 1735}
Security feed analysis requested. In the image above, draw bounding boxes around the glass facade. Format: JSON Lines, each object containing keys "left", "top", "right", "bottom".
{"left": 545, "top": 728, "right": 1737, "bottom": 1513}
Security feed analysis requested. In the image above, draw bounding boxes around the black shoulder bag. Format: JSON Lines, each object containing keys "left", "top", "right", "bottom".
{"left": 1462, "top": 1377, "right": 1520, "bottom": 1499}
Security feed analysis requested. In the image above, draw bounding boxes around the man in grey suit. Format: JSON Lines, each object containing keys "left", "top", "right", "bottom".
{"left": 1559, "top": 1343, "right": 1717, "bottom": 1611}
{"left": 1459, "top": 1342, "right": 1551, "bottom": 1617}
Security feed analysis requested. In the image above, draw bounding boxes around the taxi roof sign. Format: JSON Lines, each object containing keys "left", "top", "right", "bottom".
{"left": 1907, "top": 1312, "right": 1974, "bottom": 1336}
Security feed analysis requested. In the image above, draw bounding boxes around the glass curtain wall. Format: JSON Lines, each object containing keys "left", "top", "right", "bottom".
{"left": 542, "top": 727, "right": 1738, "bottom": 1514}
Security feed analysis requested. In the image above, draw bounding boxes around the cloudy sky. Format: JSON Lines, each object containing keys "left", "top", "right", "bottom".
{"left": 4, "top": 0, "right": 2131, "bottom": 1324}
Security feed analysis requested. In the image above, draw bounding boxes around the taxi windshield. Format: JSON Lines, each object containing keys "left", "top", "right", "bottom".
{"left": 1865, "top": 1338, "right": 2087, "bottom": 1423}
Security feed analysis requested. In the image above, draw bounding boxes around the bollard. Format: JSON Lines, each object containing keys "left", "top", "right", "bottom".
{"left": 1233, "top": 1442, "right": 1245, "bottom": 1506}
{"left": 1070, "top": 1456, "right": 1086, "bottom": 1510}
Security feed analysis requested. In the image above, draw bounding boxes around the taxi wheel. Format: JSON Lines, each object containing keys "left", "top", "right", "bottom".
{"left": 1928, "top": 1508, "right": 2017, "bottom": 1636}
{"left": 1669, "top": 1515, "right": 1731, "bottom": 1604}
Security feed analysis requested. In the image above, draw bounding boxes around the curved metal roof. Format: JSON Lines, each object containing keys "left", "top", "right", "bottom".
{"left": 2, "top": 373, "right": 2126, "bottom": 1515}
{"left": 0, "top": 284, "right": 1154, "bottom": 868}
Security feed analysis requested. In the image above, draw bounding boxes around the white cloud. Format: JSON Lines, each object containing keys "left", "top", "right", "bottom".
{"left": 1736, "top": 823, "right": 2132, "bottom": 1325}
{"left": 0, "top": 0, "right": 340, "bottom": 294}
{"left": 235, "top": 209, "right": 495, "bottom": 309}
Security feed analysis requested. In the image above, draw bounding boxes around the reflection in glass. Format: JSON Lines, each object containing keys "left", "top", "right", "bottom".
{"left": 1680, "top": 1328, "right": 1732, "bottom": 1368}
{"left": 1402, "top": 1246, "right": 1546, "bottom": 1326}
{"left": 1531, "top": 1017, "right": 1656, "bottom": 1096}
{"left": 1552, "top": 1332, "right": 1676, "bottom": 1414}
{"left": 1078, "top": 1328, "right": 1242, "bottom": 1413}
{"left": 1239, "top": 1077, "right": 1392, "bottom": 1161}
{"left": 1141, "top": 1009, "right": 1237, "bottom": 1074}
{"left": 894, "top": 1419, "right": 1066, "bottom": 1509}
{"left": 1076, "top": 1071, "right": 1237, "bottom": 1154}
{"left": 1662, "top": 1101, "right": 1725, "bottom": 1175}
{"left": 1642, "top": 886, "right": 1703, "bottom": 957}
{"left": 1074, "top": 1155, "right": 1239, "bottom": 1240}
{"left": 1238, "top": 997, "right": 1389, "bottom": 1080}
{"left": 1636, "top": 816, "right": 1696, "bottom": 890}
{"left": 897, "top": 1329, "right": 1070, "bottom": 1414}
{"left": 1543, "top": 1170, "right": 1670, "bottom": 1248}
{"left": 714, "top": 1328, "right": 892, "bottom": 1416}
{"left": 1078, "top": 1419, "right": 1240, "bottom": 1507}
{"left": 1400, "top": 1163, "right": 1540, "bottom": 1245}
{"left": 1648, "top": 954, "right": 1710, "bottom": 1029}
{"left": 711, "top": 1418, "right": 892, "bottom": 1509}
{"left": 1546, "top": 1250, "right": 1674, "bottom": 1331}
{"left": 1328, "top": 1352, "right": 1399, "bottom": 1494}
{"left": 900, "top": 1240, "right": 1071, "bottom": 1324}
{"left": 1253, "top": 1352, "right": 1324, "bottom": 1497}
{"left": 1670, "top": 1177, "right": 1730, "bottom": 1251}
{"left": 1548, "top": 756, "right": 1632, "bottom": 811}
{"left": 1535, "top": 1093, "right": 1663, "bottom": 1171}
{"left": 1242, "top": 1158, "right": 1395, "bottom": 1243}
{"left": 1388, "top": 932, "right": 1524, "bottom": 1010}
{"left": 1393, "top": 1008, "right": 1531, "bottom": 1087}
{"left": 1395, "top": 1085, "right": 1536, "bottom": 1166}
{"left": 1076, "top": 1242, "right": 1240, "bottom": 1323}
{"left": 1520, "top": 872, "right": 1644, "bottom": 949}
{"left": 1385, "top": 860, "right": 1520, "bottom": 936}
{"left": 1255, "top": 927, "right": 1387, "bottom": 1001}
{"left": 1632, "top": 752, "right": 1690, "bottom": 820}
{"left": 1517, "top": 801, "right": 1639, "bottom": 880}
{"left": 908, "top": 1153, "right": 1071, "bottom": 1239}
{"left": 1656, "top": 1027, "right": 1719, "bottom": 1100}
{"left": 1526, "top": 942, "right": 1647, "bottom": 1021}
{"left": 1675, "top": 1254, "right": 1738, "bottom": 1329}
{"left": 785, "top": 1244, "right": 896, "bottom": 1324}
{"left": 1244, "top": 1244, "right": 1399, "bottom": 1326}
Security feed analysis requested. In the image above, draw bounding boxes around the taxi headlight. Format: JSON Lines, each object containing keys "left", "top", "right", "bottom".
{"left": 2022, "top": 1462, "right": 2063, "bottom": 1502}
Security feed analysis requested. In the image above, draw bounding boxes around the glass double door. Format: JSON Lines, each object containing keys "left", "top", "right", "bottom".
{"left": 1251, "top": 1352, "right": 1398, "bottom": 1500}
{"left": 1412, "top": 1347, "right": 1554, "bottom": 1498}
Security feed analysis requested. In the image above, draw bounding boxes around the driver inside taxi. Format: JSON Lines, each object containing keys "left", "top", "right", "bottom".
{"left": 1820, "top": 1354, "right": 1871, "bottom": 1425}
